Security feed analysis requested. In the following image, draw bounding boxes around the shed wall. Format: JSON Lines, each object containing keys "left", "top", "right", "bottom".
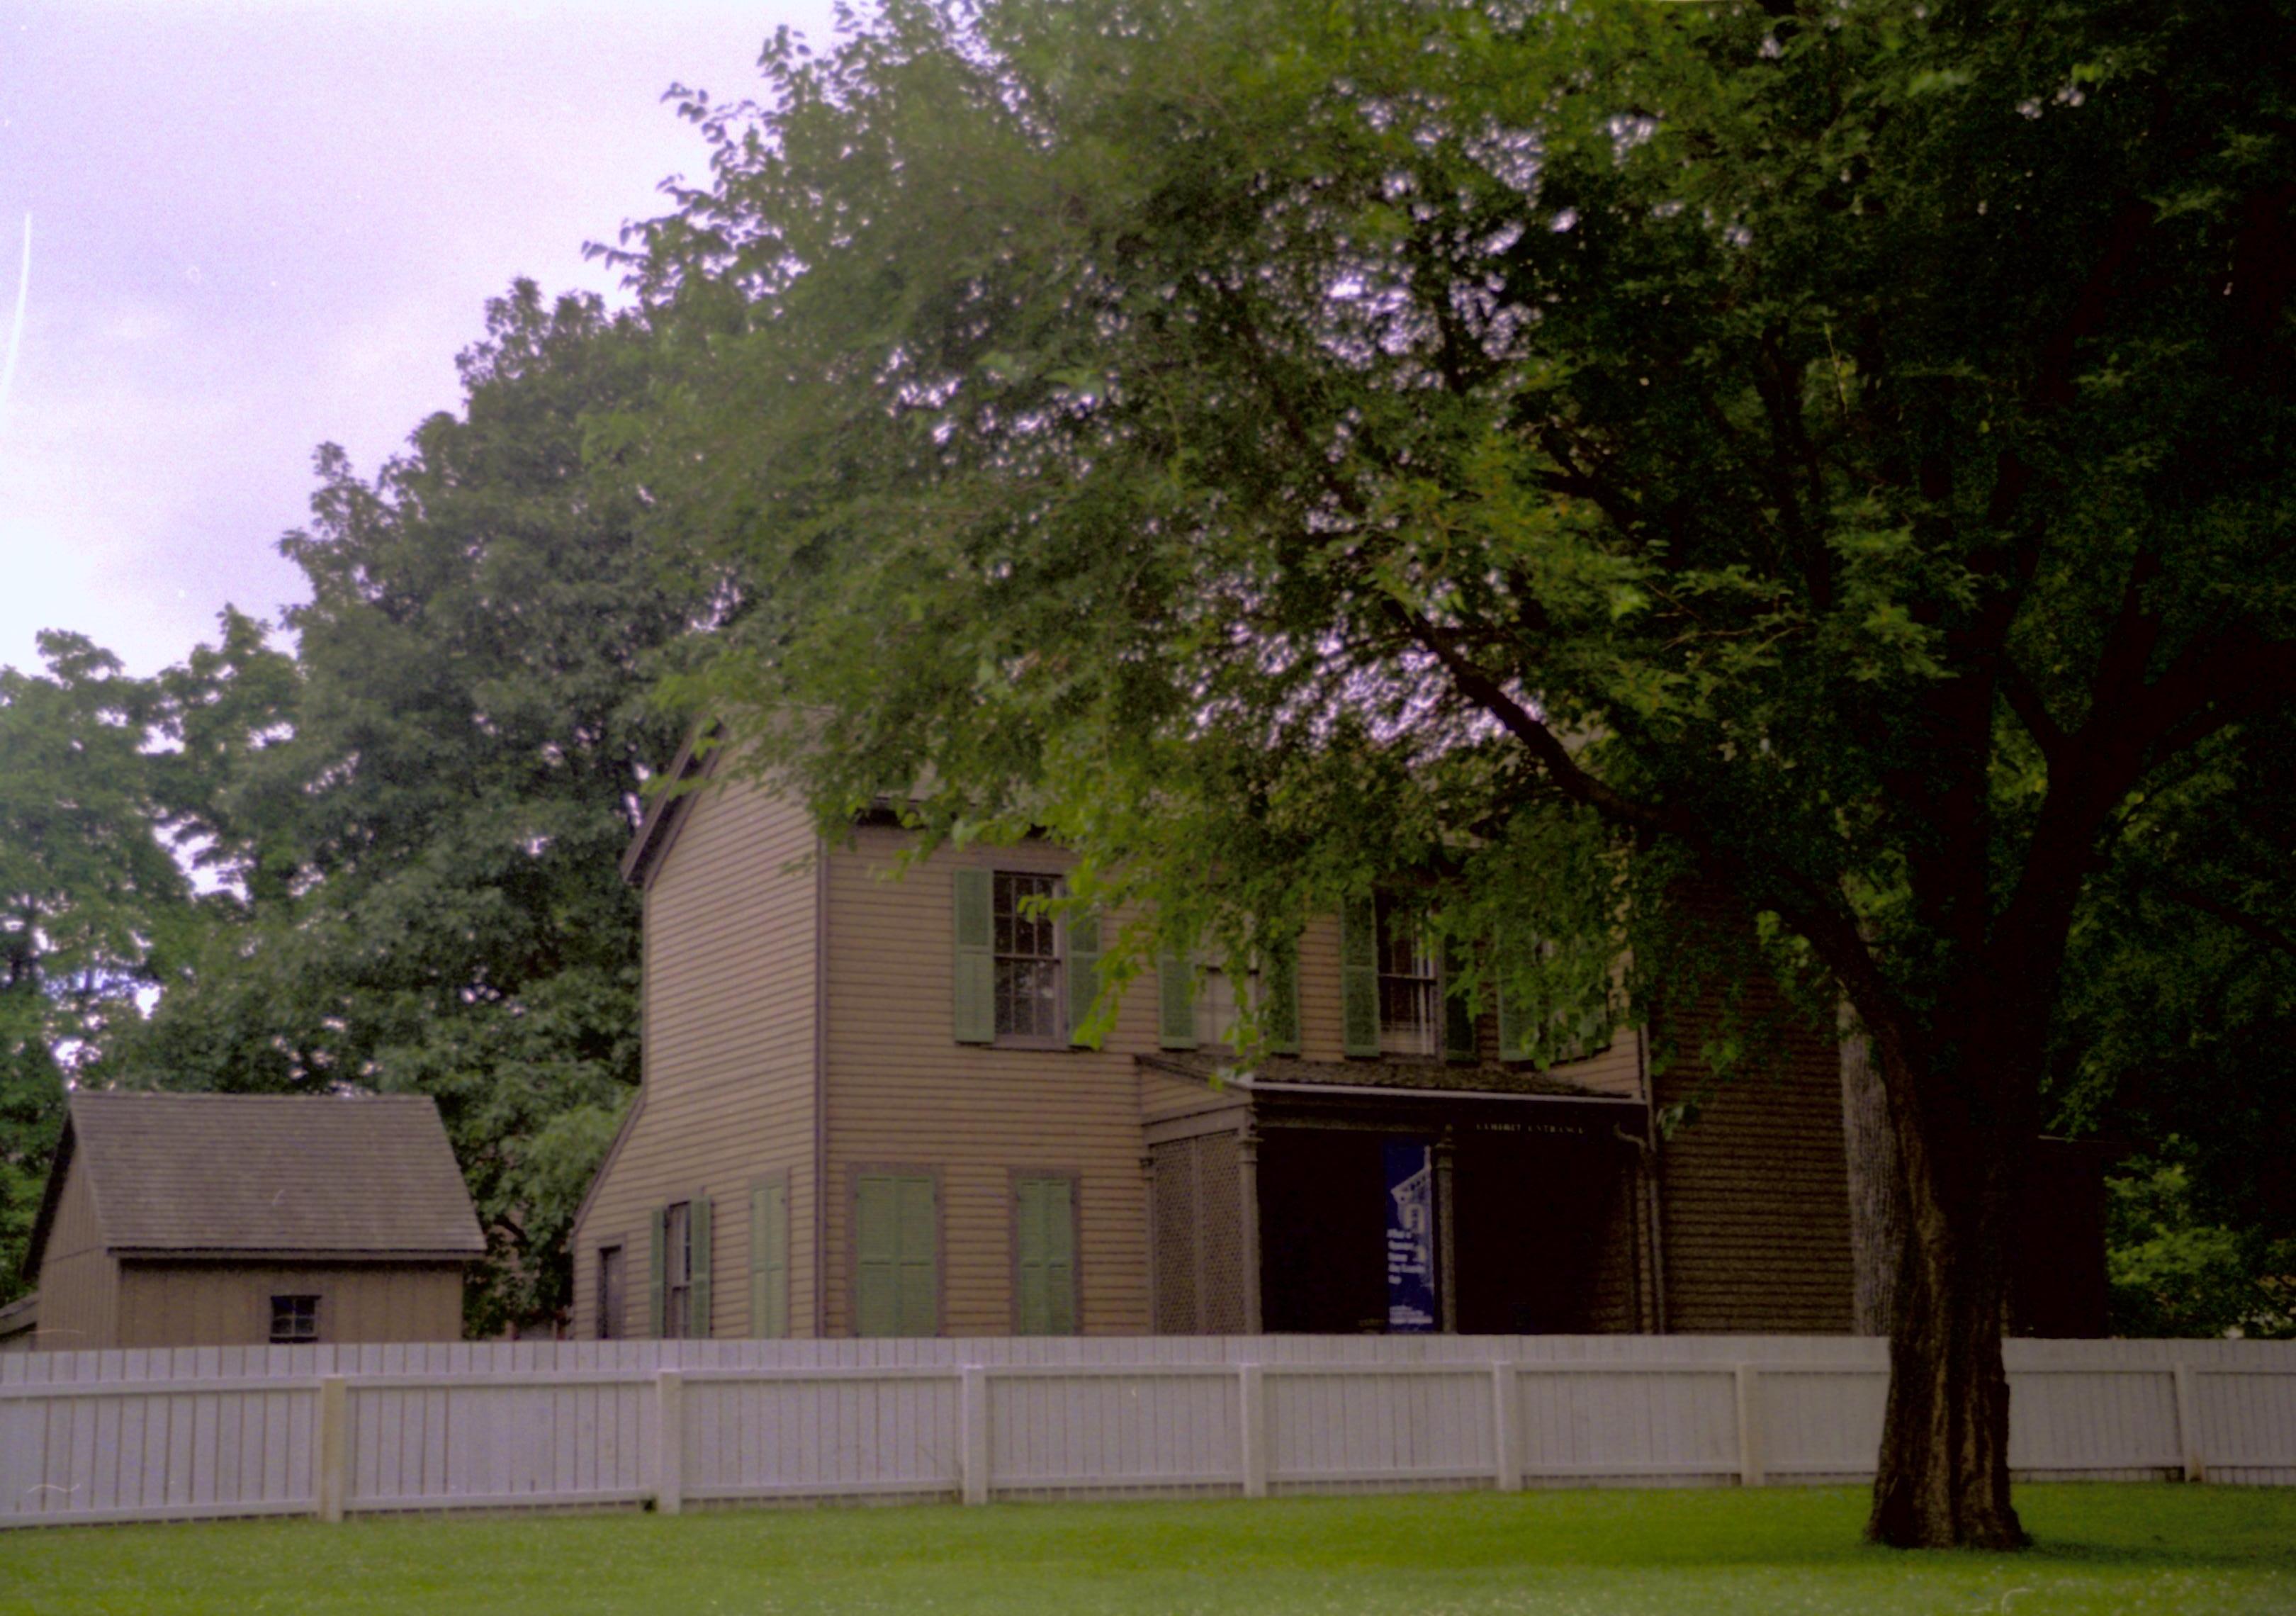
{"left": 571, "top": 776, "right": 821, "bottom": 1340}
{"left": 30, "top": 1153, "right": 116, "bottom": 1352}
{"left": 113, "top": 1262, "right": 463, "bottom": 1346}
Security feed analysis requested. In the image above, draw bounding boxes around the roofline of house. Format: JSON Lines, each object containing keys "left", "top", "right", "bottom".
{"left": 620, "top": 725, "right": 719, "bottom": 888}
{"left": 568, "top": 1086, "right": 646, "bottom": 1245}
{"left": 1237, "top": 1076, "right": 1645, "bottom": 1106}
{"left": 18, "top": 1115, "right": 77, "bottom": 1287}
{"left": 0, "top": 1292, "right": 37, "bottom": 1332}
{"left": 1136, "top": 1053, "right": 1645, "bottom": 1108}
{"left": 106, "top": 1246, "right": 485, "bottom": 1263}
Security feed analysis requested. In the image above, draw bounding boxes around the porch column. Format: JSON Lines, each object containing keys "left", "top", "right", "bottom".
{"left": 1237, "top": 1123, "right": 1263, "bottom": 1334}
{"left": 1435, "top": 1128, "right": 1458, "bottom": 1334}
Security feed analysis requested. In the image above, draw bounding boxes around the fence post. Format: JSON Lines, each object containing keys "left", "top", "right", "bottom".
{"left": 315, "top": 1376, "right": 349, "bottom": 1523}
{"left": 960, "top": 1366, "right": 991, "bottom": 1505}
{"left": 1734, "top": 1364, "right": 1765, "bottom": 1488}
{"left": 655, "top": 1371, "right": 684, "bottom": 1515}
{"left": 1491, "top": 1362, "right": 1521, "bottom": 1493}
{"left": 2173, "top": 1363, "right": 2206, "bottom": 1483}
{"left": 1239, "top": 1363, "right": 1268, "bottom": 1498}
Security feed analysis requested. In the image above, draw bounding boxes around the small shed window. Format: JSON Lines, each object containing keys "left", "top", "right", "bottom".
{"left": 597, "top": 1245, "right": 624, "bottom": 1340}
{"left": 269, "top": 1294, "right": 320, "bottom": 1344}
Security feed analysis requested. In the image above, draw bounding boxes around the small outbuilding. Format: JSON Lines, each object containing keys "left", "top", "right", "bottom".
{"left": 21, "top": 1092, "right": 485, "bottom": 1352}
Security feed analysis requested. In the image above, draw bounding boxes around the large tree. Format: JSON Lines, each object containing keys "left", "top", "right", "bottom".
{"left": 116, "top": 284, "right": 707, "bottom": 1329}
{"left": 628, "top": 0, "right": 2296, "bottom": 1544}
{"left": 0, "top": 635, "right": 191, "bottom": 1299}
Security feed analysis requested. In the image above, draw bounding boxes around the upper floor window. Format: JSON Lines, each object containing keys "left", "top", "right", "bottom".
{"left": 994, "top": 871, "right": 1064, "bottom": 1042}
{"left": 1192, "top": 958, "right": 1259, "bottom": 1050}
{"left": 1376, "top": 893, "right": 1438, "bottom": 1057}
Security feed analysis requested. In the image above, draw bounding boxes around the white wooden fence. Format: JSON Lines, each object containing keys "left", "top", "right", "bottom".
{"left": 4, "top": 1335, "right": 2292, "bottom": 1527}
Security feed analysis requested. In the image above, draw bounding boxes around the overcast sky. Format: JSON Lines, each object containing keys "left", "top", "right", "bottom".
{"left": 1, "top": 1, "right": 836, "bottom": 678}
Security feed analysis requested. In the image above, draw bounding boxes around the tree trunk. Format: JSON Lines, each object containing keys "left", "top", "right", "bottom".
{"left": 1839, "top": 1010, "right": 1901, "bottom": 1337}
{"left": 1864, "top": 1036, "right": 2029, "bottom": 1549}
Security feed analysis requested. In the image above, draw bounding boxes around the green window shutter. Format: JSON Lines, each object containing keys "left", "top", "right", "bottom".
{"left": 855, "top": 1174, "right": 899, "bottom": 1337}
{"left": 1495, "top": 932, "right": 1532, "bottom": 1062}
{"left": 1340, "top": 899, "right": 1380, "bottom": 1057}
{"left": 856, "top": 1173, "right": 938, "bottom": 1337}
{"left": 1441, "top": 936, "right": 1479, "bottom": 1065}
{"left": 896, "top": 1175, "right": 939, "bottom": 1337}
{"left": 1066, "top": 909, "right": 1101, "bottom": 1048}
{"left": 689, "top": 1197, "right": 714, "bottom": 1338}
{"left": 1262, "top": 943, "right": 1301, "bottom": 1055}
{"left": 750, "top": 1181, "right": 789, "bottom": 1339}
{"left": 1015, "top": 1177, "right": 1076, "bottom": 1336}
{"left": 647, "top": 1206, "right": 667, "bottom": 1338}
{"left": 1157, "top": 951, "right": 1198, "bottom": 1050}
{"left": 952, "top": 868, "right": 994, "bottom": 1044}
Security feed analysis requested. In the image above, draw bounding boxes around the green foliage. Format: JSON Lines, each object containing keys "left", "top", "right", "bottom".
{"left": 2106, "top": 1158, "right": 2295, "bottom": 1340}
{"left": 631, "top": 0, "right": 2296, "bottom": 1118}
{"left": 2050, "top": 713, "right": 2296, "bottom": 1323}
{"left": 0, "top": 635, "right": 188, "bottom": 1303}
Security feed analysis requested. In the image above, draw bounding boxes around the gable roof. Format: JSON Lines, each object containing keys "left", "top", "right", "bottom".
{"left": 24, "top": 1093, "right": 486, "bottom": 1278}
{"left": 621, "top": 726, "right": 715, "bottom": 887}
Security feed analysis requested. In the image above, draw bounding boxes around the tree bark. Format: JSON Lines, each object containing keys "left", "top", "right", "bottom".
{"left": 1838, "top": 1010, "right": 1901, "bottom": 1337}
{"left": 1864, "top": 1028, "right": 2030, "bottom": 1549}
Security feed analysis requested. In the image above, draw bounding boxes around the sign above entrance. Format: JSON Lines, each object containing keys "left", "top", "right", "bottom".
{"left": 1383, "top": 1139, "right": 1437, "bottom": 1332}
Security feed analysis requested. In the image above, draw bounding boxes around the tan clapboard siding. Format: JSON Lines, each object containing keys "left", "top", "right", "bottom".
{"left": 1292, "top": 912, "right": 1349, "bottom": 1062}
{"left": 1654, "top": 1001, "right": 1855, "bottom": 1333}
{"left": 823, "top": 830, "right": 1163, "bottom": 1336}
{"left": 113, "top": 1262, "right": 463, "bottom": 1347}
{"left": 1546, "top": 1031, "right": 1643, "bottom": 1097}
{"left": 571, "top": 777, "right": 821, "bottom": 1340}
{"left": 32, "top": 1153, "right": 118, "bottom": 1352}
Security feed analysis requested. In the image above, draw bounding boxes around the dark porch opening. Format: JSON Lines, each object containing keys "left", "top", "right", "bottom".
{"left": 1256, "top": 1124, "right": 1635, "bottom": 1335}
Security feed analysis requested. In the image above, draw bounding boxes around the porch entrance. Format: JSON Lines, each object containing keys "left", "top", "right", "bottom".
{"left": 1256, "top": 1126, "right": 1632, "bottom": 1335}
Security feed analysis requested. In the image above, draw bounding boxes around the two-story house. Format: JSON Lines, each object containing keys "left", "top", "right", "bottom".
{"left": 568, "top": 752, "right": 1873, "bottom": 1341}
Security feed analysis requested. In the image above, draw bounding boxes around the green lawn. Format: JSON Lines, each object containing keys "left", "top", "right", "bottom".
{"left": 1, "top": 1486, "right": 2291, "bottom": 1615}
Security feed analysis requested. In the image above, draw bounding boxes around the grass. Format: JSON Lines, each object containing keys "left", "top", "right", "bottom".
{"left": 1, "top": 1485, "right": 2292, "bottom": 1615}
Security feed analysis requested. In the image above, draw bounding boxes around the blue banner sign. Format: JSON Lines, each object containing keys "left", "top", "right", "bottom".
{"left": 1383, "top": 1139, "right": 1437, "bottom": 1332}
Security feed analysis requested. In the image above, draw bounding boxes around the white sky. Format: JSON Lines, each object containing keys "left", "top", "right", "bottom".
{"left": 0, "top": 0, "right": 836, "bottom": 678}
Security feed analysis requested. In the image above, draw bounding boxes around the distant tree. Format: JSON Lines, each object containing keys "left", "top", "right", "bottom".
{"left": 2049, "top": 711, "right": 2296, "bottom": 1337}
{"left": 629, "top": 0, "right": 2296, "bottom": 1547}
{"left": 117, "top": 284, "right": 709, "bottom": 1330}
{"left": 0, "top": 635, "right": 188, "bottom": 1299}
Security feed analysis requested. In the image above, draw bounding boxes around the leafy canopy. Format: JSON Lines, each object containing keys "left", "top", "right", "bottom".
{"left": 634, "top": 0, "right": 2296, "bottom": 1095}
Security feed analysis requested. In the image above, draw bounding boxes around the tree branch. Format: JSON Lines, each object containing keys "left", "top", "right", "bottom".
{"left": 1998, "top": 654, "right": 2070, "bottom": 768}
{"left": 2154, "top": 880, "right": 2296, "bottom": 964}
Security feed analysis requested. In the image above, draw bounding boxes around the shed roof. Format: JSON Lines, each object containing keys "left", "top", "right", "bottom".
{"left": 31, "top": 1093, "right": 485, "bottom": 1271}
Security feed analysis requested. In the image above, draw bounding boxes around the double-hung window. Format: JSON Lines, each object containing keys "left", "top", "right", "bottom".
{"left": 663, "top": 1201, "right": 693, "bottom": 1338}
{"left": 1375, "top": 893, "right": 1439, "bottom": 1057}
{"left": 597, "top": 1245, "right": 624, "bottom": 1340}
{"left": 1191, "top": 958, "right": 1259, "bottom": 1050}
{"left": 993, "top": 871, "right": 1064, "bottom": 1042}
